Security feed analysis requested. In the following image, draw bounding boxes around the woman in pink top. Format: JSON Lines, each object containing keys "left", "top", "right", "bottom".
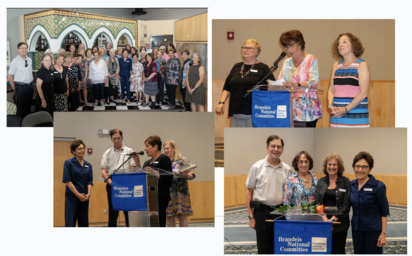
{"left": 163, "top": 43, "right": 179, "bottom": 62}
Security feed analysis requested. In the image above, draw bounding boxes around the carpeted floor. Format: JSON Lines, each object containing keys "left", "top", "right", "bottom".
{"left": 224, "top": 206, "right": 407, "bottom": 254}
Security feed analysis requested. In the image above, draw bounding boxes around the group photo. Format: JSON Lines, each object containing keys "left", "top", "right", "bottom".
{"left": 53, "top": 112, "right": 214, "bottom": 227}
{"left": 212, "top": 19, "right": 395, "bottom": 133}
{"left": 7, "top": 8, "right": 208, "bottom": 127}
{"left": 223, "top": 128, "right": 406, "bottom": 254}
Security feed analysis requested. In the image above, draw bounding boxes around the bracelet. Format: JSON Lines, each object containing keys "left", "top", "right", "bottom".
{"left": 41, "top": 99, "right": 45, "bottom": 101}
{"left": 345, "top": 106, "right": 348, "bottom": 113}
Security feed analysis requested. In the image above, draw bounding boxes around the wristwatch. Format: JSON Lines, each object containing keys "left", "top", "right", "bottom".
{"left": 297, "top": 83, "right": 301, "bottom": 87}
{"left": 218, "top": 101, "right": 225, "bottom": 104}
{"left": 248, "top": 215, "right": 254, "bottom": 219}
{"left": 193, "top": 87, "right": 197, "bottom": 90}
{"left": 382, "top": 230, "right": 387, "bottom": 234}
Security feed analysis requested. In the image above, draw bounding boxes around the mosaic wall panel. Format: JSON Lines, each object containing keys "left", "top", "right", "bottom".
{"left": 34, "top": 51, "right": 45, "bottom": 70}
{"left": 25, "top": 10, "right": 137, "bottom": 40}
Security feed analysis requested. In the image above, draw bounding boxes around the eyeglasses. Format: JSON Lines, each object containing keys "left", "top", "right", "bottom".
{"left": 25, "top": 60, "right": 28, "bottom": 68}
{"left": 241, "top": 46, "right": 255, "bottom": 51}
{"left": 76, "top": 147, "right": 86, "bottom": 151}
{"left": 283, "top": 43, "right": 295, "bottom": 50}
{"left": 354, "top": 165, "right": 369, "bottom": 171}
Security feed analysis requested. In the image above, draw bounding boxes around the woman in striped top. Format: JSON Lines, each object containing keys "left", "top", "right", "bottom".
{"left": 328, "top": 33, "right": 371, "bottom": 128}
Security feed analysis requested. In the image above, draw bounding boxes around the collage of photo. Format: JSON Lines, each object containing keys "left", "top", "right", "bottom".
{"left": 4, "top": 6, "right": 406, "bottom": 256}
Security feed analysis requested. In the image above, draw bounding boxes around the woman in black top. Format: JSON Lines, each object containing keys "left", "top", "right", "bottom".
{"left": 140, "top": 135, "right": 173, "bottom": 227}
{"left": 53, "top": 53, "right": 69, "bottom": 112}
{"left": 35, "top": 54, "right": 55, "bottom": 117}
{"left": 314, "top": 153, "right": 351, "bottom": 254}
{"left": 64, "top": 52, "right": 82, "bottom": 111}
{"left": 215, "top": 39, "right": 274, "bottom": 127}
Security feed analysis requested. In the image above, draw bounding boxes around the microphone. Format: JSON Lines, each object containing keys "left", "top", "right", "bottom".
{"left": 120, "top": 151, "right": 144, "bottom": 156}
{"left": 273, "top": 52, "right": 286, "bottom": 67}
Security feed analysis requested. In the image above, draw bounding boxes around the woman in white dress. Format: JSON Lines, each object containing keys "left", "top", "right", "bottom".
{"left": 130, "top": 53, "right": 144, "bottom": 104}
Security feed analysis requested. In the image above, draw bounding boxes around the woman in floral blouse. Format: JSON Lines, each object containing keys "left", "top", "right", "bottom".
{"left": 278, "top": 30, "right": 323, "bottom": 127}
{"left": 164, "top": 48, "right": 181, "bottom": 110}
{"left": 283, "top": 151, "right": 318, "bottom": 207}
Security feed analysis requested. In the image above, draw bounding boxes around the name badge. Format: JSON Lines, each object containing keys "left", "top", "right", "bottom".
{"left": 126, "top": 61, "right": 129, "bottom": 63}
{"left": 339, "top": 188, "right": 346, "bottom": 192}
{"left": 84, "top": 165, "right": 88, "bottom": 168}
{"left": 250, "top": 69, "right": 258, "bottom": 73}
{"left": 54, "top": 71, "right": 59, "bottom": 74}
{"left": 50, "top": 73, "right": 54, "bottom": 76}
{"left": 153, "top": 161, "right": 158, "bottom": 164}
{"left": 276, "top": 170, "right": 283, "bottom": 174}
{"left": 364, "top": 188, "right": 373, "bottom": 191}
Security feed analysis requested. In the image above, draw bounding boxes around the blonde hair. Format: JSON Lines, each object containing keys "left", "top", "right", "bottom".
{"left": 163, "top": 140, "right": 182, "bottom": 160}
{"left": 63, "top": 52, "right": 73, "bottom": 59}
{"left": 99, "top": 47, "right": 106, "bottom": 55}
{"left": 242, "top": 39, "right": 261, "bottom": 56}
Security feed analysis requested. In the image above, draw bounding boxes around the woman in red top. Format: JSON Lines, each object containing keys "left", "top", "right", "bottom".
{"left": 142, "top": 53, "right": 158, "bottom": 107}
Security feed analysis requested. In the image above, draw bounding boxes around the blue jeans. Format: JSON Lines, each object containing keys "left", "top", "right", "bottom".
{"left": 13, "top": 83, "right": 33, "bottom": 119}
{"left": 120, "top": 75, "right": 131, "bottom": 100}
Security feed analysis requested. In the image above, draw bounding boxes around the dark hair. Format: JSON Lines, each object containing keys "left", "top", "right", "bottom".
{"left": 92, "top": 46, "right": 98, "bottom": 52}
{"left": 70, "top": 139, "right": 85, "bottom": 154}
{"left": 122, "top": 49, "right": 129, "bottom": 54}
{"left": 166, "top": 42, "right": 176, "bottom": 51}
{"left": 322, "top": 153, "right": 345, "bottom": 176}
{"left": 131, "top": 53, "right": 138, "bottom": 59}
{"left": 17, "top": 42, "right": 28, "bottom": 49}
{"left": 168, "top": 48, "right": 176, "bottom": 54}
{"left": 292, "top": 151, "right": 313, "bottom": 171}
{"left": 181, "top": 50, "right": 190, "bottom": 56}
{"left": 93, "top": 51, "right": 99, "bottom": 56}
{"left": 139, "top": 46, "right": 146, "bottom": 53}
{"left": 332, "top": 33, "right": 365, "bottom": 58}
{"left": 69, "top": 44, "right": 77, "bottom": 52}
{"left": 352, "top": 151, "right": 374, "bottom": 169}
{"left": 145, "top": 135, "right": 162, "bottom": 151}
{"left": 266, "top": 135, "right": 284, "bottom": 148}
{"left": 145, "top": 52, "right": 154, "bottom": 61}
{"left": 131, "top": 47, "right": 137, "bottom": 54}
{"left": 110, "top": 129, "right": 123, "bottom": 138}
{"left": 85, "top": 48, "right": 93, "bottom": 56}
{"left": 54, "top": 53, "right": 64, "bottom": 62}
{"left": 279, "top": 30, "right": 305, "bottom": 51}
{"left": 126, "top": 44, "right": 131, "bottom": 50}
{"left": 72, "top": 53, "right": 80, "bottom": 59}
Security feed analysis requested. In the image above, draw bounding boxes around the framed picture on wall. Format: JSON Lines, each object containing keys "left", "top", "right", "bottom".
{"left": 150, "top": 34, "right": 173, "bottom": 48}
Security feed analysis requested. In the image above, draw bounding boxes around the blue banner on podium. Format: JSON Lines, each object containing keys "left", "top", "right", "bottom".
{"left": 274, "top": 220, "right": 332, "bottom": 254}
{"left": 252, "top": 90, "right": 291, "bottom": 127}
{"left": 111, "top": 172, "right": 147, "bottom": 211}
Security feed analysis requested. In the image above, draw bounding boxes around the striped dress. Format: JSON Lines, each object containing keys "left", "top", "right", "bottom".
{"left": 330, "top": 59, "right": 369, "bottom": 128}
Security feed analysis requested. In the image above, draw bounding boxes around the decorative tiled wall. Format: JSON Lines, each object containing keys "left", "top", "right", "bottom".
{"left": 25, "top": 9, "right": 137, "bottom": 40}
{"left": 33, "top": 51, "right": 45, "bottom": 70}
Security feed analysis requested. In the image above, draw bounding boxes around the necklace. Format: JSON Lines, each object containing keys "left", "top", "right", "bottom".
{"left": 240, "top": 60, "right": 256, "bottom": 78}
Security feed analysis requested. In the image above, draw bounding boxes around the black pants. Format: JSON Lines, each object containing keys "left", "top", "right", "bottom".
{"left": 13, "top": 83, "right": 33, "bottom": 119}
{"left": 93, "top": 83, "right": 105, "bottom": 101}
{"left": 180, "top": 85, "right": 191, "bottom": 111}
{"left": 158, "top": 196, "right": 170, "bottom": 227}
{"left": 352, "top": 229, "right": 383, "bottom": 254}
{"left": 65, "top": 193, "right": 89, "bottom": 227}
{"left": 332, "top": 230, "right": 348, "bottom": 254}
{"left": 68, "top": 90, "right": 80, "bottom": 111}
{"left": 106, "top": 184, "right": 129, "bottom": 227}
{"left": 156, "top": 73, "right": 164, "bottom": 103}
{"left": 104, "top": 86, "right": 116, "bottom": 100}
{"left": 293, "top": 119, "right": 318, "bottom": 127}
{"left": 166, "top": 84, "right": 176, "bottom": 106}
{"left": 253, "top": 206, "right": 275, "bottom": 254}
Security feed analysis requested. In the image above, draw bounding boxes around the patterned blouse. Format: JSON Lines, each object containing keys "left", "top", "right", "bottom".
{"left": 154, "top": 58, "right": 166, "bottom": 79}
{"left": 283, "top": 172, "right": 318, "bottom": 207}
{"left": 165, "top": 57, "right": 181, "bottom": 85}
{"left": 278, "top": 54, "right": 323, "bottom": 122}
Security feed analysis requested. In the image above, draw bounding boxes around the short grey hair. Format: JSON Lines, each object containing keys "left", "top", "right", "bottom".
{"left": 45, "top": 49, "right": 53, "bottom": 54}
{"left": 58, "top": 48, "right": 65, "bottom": 53}
{"left": 159, "top": 46, "right": 166, "bottom": 50}
{"left": 190, "top": 53, "right": 202, "bottom": 65}
{"left": 109, "top": 48, "right": 116, "bottom": 53}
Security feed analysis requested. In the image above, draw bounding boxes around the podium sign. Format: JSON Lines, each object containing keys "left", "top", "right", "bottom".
{"left": 111, "top": 172, "right": 147, "bottom": 211}
{"left": 252, "top": 90, "right": 291, "bottom": 127}
{"left": 274, "top": 220, "right": 332, "bottom": 254}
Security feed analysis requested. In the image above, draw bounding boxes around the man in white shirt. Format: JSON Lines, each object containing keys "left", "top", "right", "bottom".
{"left": 101, "top": 129, "right": 140, "bottom": 227}
{"left": 245, "top": 135, "right": 292, "bottom": 254}
{"left": 7, "top": 42, "right": 34, "bottom": 119}
{"left": 145, "top": 41, "right": 152, "bottom": 53}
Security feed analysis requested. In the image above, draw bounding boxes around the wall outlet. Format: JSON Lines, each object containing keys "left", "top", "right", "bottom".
{"left": 104, "top": 209, "right": 107, "bottom": 214}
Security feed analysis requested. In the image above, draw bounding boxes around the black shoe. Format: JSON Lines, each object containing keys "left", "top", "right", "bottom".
{"left": 110, "top": 98, "right": 116, "bottom": 103}
{"left": 97, "top": 102, "right": 101, "bottom": 106}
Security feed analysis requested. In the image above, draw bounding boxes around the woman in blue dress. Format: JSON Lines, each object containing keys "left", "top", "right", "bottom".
{"left": 118, "top": 49, "right": 133, "bottom": 104}
{"left": 62, "top": 139, "right": 93, "bottom": 227}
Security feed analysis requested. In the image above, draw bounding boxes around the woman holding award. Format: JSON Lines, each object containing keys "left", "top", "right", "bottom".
{"left": 163, "top": 140, "right": 195, "bottom": 227}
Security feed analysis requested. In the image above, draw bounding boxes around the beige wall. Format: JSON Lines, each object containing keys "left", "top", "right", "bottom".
{"left": 225, "top": 128, "right": 406, "bottom": 176}
{"left": 314, "top": 128, "right": 406, "bottom": 175}
{"left": 224, "top": 128, "right": 315, "bottom": 175}
{"left": 212, "top": 19, "right": 394, "bottom": 81}
{"left": 138, "top": 20, "right": 175, "bottom": 47}
{"left": 54, "top": 112, "right": 214, "bottom": 182}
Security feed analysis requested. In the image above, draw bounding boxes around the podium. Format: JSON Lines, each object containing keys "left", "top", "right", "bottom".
{"left": 251, "top": 85, "right": 323, "bottom": 128}
{"left": 111, "top": 167, "right": 173, "bottom": 227}
{"left": 267, "top": 207, "right": 340, "bottom": 254}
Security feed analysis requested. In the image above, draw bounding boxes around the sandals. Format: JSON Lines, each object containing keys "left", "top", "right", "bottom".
{"left": 168, "top": 105, "right": 175, "bottom": 110}
{"left": 142, "top": 102, "right": 149, "bottom": 107}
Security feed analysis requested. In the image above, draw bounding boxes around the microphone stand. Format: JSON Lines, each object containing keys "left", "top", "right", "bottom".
{"left": 243, "top": 60, "right": 281, "bottom": 98}
{"left": 104, "top": 154, "right": 134, "bottom": 183}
